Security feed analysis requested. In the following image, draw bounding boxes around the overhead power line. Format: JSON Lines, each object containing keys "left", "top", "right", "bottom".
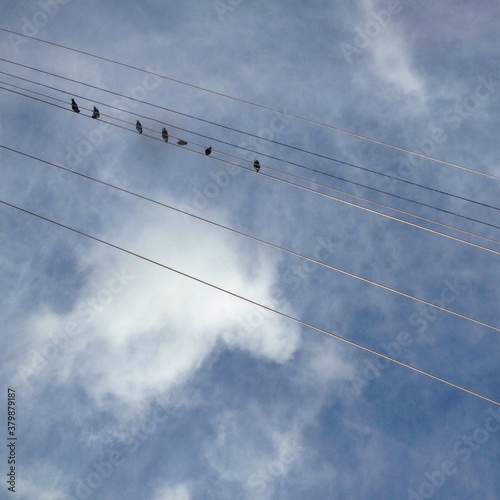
{"left": 3, "top": 142, "right": 500, "bottom": 333}
{"left": 0, "top": 27, "right": 498, "bottom": 181}
{"left": 0, "top": 196, "right": 498, "bottom": 407}
{"left": 2, "top": 85, "right": 500, "bottom": 251}
{"left": 3, "top": 83, "right": 500, "bottom": 251}
{"left": 1, "top": 60, "right": 500, "bottom": 204}
{"left": 3, "top": 82, "right": 500, "bottom": 237}
{"left": 1, "top": 69, "right": 498, "bottom": 217}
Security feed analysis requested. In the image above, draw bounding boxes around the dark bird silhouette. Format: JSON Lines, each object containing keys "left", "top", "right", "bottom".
{"left": 162, "top": 128, "right": 169, "bottom": 142}
{"left": 254, "top": 159, "right": 260, "bottom": 173}
{"left": 205, "top": 146, "right": 212, "bottom": 156}
{"left": 177, "top": 139, "right": 188, "bottom": 146}
{"left": 136, "top": 121, "right": 143, "bottom": 134}
{"left": 71, "top": 98, "right": 80, "bottom": 113}
{"left": 92, "top": 106, "right": 100, "bottom": 119}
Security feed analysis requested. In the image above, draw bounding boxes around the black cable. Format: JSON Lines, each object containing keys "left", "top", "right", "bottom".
{"left": 0, "top": 27, "right": 498, "bottom": 182}
{"left": 1, "top": 69, "right": 498, "bottom": 216}
{"left": 2, "top": 57, "right": 499, "bottom": 210}
{"left": 4, "top": 142, "right": 500, "bottom": 332}
{"left": 2, "top": 83, "right": 500, "bottom": 240}
{"left": 2, "top": 84, "right": 500, "bottom": 248}
{"left": 0, "top": 196, "right": 498, "bottom": 406}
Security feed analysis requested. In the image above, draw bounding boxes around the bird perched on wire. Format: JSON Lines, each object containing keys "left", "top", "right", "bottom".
{"left": 254, "top": 159, "right": 260, "bottom": 173}
{"left": 177, "top": 139, "right": 188, "bottom": 146}
{"left": 92, "top": 107, "right": 100, "bottom": 119}
{"left": 162, "top": 128, "right": 169, "bottom": 142}
{"left": 71, "top": 98, "right": 80, "bottom": 113}
{"left": 205, "top": 146, "right": 212, "bottom": 156}
{"left": 136, "top": 121, "right": 143, "bottom": 134}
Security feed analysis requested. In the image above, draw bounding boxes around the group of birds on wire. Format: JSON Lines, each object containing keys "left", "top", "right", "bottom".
{"left": 0, "top": 66, "right": 483, "bottom": 234}
{"left": 63, "top": 97, "right": 498, "bottom": 247}
{"left": 0, "top": 28, "right": 497, "bottom": 409}
{"left": 70, "top": 98, "right": 261, "bottom": 172}
{"left": 1, "top": 79, "right": 492, "bottom": 242}
{"left": 2, "top": 86, "right": 492, "bottom": 242}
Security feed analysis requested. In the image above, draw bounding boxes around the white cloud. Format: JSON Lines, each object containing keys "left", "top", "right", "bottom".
{"left": 154, "top": 482, "right": 191, "bottom": 500}
{"left": 16, "top": 462, "right": 68, "bottom": 500}
{"left": 354, "top": 0, "right": 425, "bottom": 98}
{"left": 1, "top": 2, "right": 498, "bottom": 498}
{"left": 15, "top": 205, "right": 302, "bottom": 416}
{"left": 204, "top": 405, "right": 306, "bottom": 499}
{"left": 370, "top": 34, "right": 424, "bottom": 96}
{"left": 202, "top": 336, "right": 353, "bottom": 498}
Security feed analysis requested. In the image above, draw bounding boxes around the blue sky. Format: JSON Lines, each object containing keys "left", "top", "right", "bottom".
{"left": 0, "top": 1, "right": 499, "bottom": 499}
